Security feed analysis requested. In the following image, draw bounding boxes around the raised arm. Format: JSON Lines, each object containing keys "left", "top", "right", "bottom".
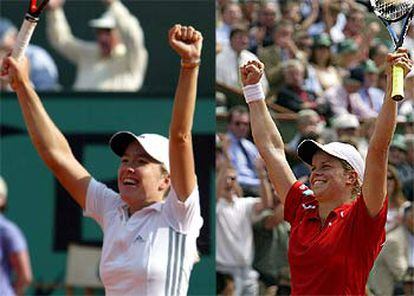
{"left": 362, "top": 49, "right": 413, "bottom": 216}
{"left": 1, "top": 57, "right": 91, "bottom": 209}
{"left": 168, "top": 25, "right": 202, "bottom": 201}
{"left": 240, "top": 60, "right": 297, "bottom": 204}
{"left": 105, "top": 0, "right": 148, "bottom": 88}
{"left": 46, "top": 0, "right": 93, "bottom": 63}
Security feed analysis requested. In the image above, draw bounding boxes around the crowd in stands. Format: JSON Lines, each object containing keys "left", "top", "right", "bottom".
{"left": 216, "top": 1, "right": 413, "bottom": 295}
{"left": 0, "top": 0, "right": 147, "bottom": 92}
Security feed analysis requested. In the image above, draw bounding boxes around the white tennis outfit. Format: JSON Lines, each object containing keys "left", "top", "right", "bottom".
{"left": 84, "top": 178, "right": 203, "bottom": 296}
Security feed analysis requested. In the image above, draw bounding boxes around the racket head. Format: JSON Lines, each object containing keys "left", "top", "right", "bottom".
{"left": 28, "top": 0, "right": 50, "bottom": 18}
{"left": 369, "top": 0, "right": 414, "bottom": 21}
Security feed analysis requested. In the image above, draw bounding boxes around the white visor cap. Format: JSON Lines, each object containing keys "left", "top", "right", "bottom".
{"left": 89, "top": 12, "right": 116, "bottom": 29}
{"left": 109, "top": 132, "right": 170, "bottom": 173}
{"left": 297, "top": 140, "right": 365, "bottom": 183}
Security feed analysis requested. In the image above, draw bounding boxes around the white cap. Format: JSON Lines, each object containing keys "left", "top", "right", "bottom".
{"left": 0, "top": 176, "right": 8, "bottom": 205}
{"left": 88, "top": 12, "right": 116, "bottom": 29}
{"left": 332, "top": 114, "right": 360, "bottom": 129}
{"left": 109, "top": 132, "right": 170, "bottom": 173}
{"left": 297, "top": 140, "right": 365, "bottom": 183}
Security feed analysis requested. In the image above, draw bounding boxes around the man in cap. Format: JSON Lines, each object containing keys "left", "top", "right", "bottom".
{"left": 239, "top": 47, "right": 412, "bottom": 294}
{"left": 0, "top": 17, "right": 59, "bottom": 91}
{"left": 0, "top": 176, "right": 33, "bottom": 296}
{"left": 354, "top": 59, "right": 385, "bottom": 114}
{"left": 46, "top": 0, "right": 148, "bottom": 91}
{"left": 389, "top": 134, "right": 413, "bottom": 187}
{"left": 2, "top": 23, "right": 203, "bottom": 295}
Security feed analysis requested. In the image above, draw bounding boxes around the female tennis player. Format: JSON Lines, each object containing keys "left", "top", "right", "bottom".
{"left": 240, "top": 49, "right": 413, "bottom": 295}
{"left": 2, "top": 24, "right": 203, "bottom": 295}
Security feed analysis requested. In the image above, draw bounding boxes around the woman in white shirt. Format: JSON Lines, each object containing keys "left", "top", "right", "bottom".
{"left": 2, "top": 24, "right": 203, "bottom": 296}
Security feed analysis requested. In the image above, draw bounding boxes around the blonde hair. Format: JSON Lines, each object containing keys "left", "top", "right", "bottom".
{"left": 339, "top": 159, "right": 361, "bottom": 198}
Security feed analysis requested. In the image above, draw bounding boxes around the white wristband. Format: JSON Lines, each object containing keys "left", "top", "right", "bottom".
{"left": 243, "top": 83, "right": 265, "bottom": 103}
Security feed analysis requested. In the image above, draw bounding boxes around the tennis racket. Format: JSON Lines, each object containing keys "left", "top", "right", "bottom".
{"left": 357, "top": 0, "right": 414, "bottom": 101}
{"left": 11, "top": 0, "right": 50, "bottom": 62}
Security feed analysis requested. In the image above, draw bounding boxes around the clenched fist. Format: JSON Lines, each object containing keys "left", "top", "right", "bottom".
{"left": 168, "top": 24, "right": 202, "bottom": 64}
{"left": 240, "top": 60, "right": 264, "bottom": 86}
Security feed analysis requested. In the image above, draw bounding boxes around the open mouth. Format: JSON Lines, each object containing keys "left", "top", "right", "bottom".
{"left": 122, "top": 177, "right": 139, "bottom": 186}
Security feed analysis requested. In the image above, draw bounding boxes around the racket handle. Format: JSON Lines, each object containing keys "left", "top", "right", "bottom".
{"left": 11, "top": 16, "right": 38, "bottom": 63}
{"left": 391, "top": 65, "right": 404, "bottom": 101}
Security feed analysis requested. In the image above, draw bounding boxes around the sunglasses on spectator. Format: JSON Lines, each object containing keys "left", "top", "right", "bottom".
{"left": 233, "top": 121, "right": 249, "bottom": 127}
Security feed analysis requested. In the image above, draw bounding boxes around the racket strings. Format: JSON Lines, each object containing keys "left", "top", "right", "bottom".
{"left": 372, "top": 0, "right": 413, "bottom": 20}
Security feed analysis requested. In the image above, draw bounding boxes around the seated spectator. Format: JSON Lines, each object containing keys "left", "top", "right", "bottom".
{"left": 389, "top": 134, "right": 414, "bottom": 187}
{"left": 331, "top": 113, "right": 369, "bottom": 157}
{"left": 46, "top": 0, "right": 148, "bottom": 91}
{"left": 353, "top": 60, "right": 385, "bottom": 114}
{"left": 216, "top": 3, "right": 243, "bottom": 50}
{"left": 216, "top": 27, "right": 269, "bottom": 99}
{"left": 307, "top": 33, "right": 342, "bottom": 96}
{"left": 323, "top": 70, "right": 376, "bottom": 120}
{"left": 399, "top": 69, "right": 414, "bottom": 122}
{"left": 0, "top": 18, "right": 59, "bottom": 91}
{"left": 286, "top": 109, "right": 324, "bottom": 154}
{"left": 0, "top": 176, "right": 33, "bottom": 296}
{"left": 369, "top": 42, "right": 389, "bottom": 69}
{"left": 334, "top": 39, "right": 361, "bottom": 76}
{"left": 402, "top": 203, "right": 414, "bottom": 296}
{"left": 403, "top": 134, "right": 414, "bottom": 202}
{"left": 258, "top": 20, "right": 305, "bottom": 95}
{"left": 368, "top": 198, "right": 411, "bottom": 296}
{"left": 275, "top": 59, "right": 329, "bottom": 116}
{"left": 226, "top": 106, "right": 261, "bottom": 197}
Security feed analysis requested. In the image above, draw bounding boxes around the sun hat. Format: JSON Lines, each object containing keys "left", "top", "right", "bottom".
{"left": 331, "top": 114, "right": 360, "bottom": 129}
{"left": 297, "top": 140, "right": 365, "bottom": 183}
{"left": 89, "top": 12, "right": 116, "bottom": 29}
{"left": 390, "top": 134, "right": 407, "bottom": 152}
{"left": 109, "top": 132, "right": 170, "bottom": 172}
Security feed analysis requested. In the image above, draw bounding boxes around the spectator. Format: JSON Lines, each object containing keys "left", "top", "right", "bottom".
{"left": 46, "top": 0, "right": 148, "bottom": 91}
{"left": 307, "top": 34, "right": 341, "bottom": 96}
{"left": 368, "top": 196, "right": 409, "bottom": 296}
{"left": 403, "top": 134, "right": 414, "bottom": 202}
{"left": 385, "top": 165, "right": 408, "bottom": 232}
{"left": 286, "top": 109, "right": 323, "bottom": 154}
{"left": 226, "top": 105, "right": 261, "bottom": 197}
{"left": 389, "top": 134, "right": 413, "bottom": 186}
{"left": 249, "top": 2, "right": 279, "bottom": 53}
{"left": 354, "top": 60, "right": 385, "bottom": 114}
{"left": 216, "top": 160, "right": 270, "bottom": 296}
{"left": 216, "top": 27, "right": 269, "bottom": 96}
{"left": 253, "top": 176, "right": 290, "bottom": 296}
{"left": 402, "top": 203, "right": 414, "bottom": 296}
{"left": 0, "top": 18, "right": 59, "bottom": 91}
{"left": 369, "top": 42, "right": 389, "bottom": 69}
{"left": 275, "top": 59, "right": 329, "bottom": 116}
{"left": 335, "top": 39, "right": 361, "bottom": 76}
{"left": 216, "top": 2, "right": 243, "bottom": 50}
{"left": 258, "top": 20, "right": 305, "bottom": 95}
{"left": 0, "top": 176, "right": 33, "bottom": 296}
{"left": 323, "top": 70, "right": 376, "bottom": 119}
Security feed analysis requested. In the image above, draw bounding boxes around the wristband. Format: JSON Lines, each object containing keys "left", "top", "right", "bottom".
{"left": 181, "top": 59, "right": 201, "bottom": 69}
{"left": 242, "top": 83, "right": 265, "bottom": 103}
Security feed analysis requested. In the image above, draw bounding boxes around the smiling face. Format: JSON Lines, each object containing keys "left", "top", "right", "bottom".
{"left": 310, "top": 151, "right": 355, "bottom": 202}
{"left": 117, "top": 141, "right": 170, "bottom": 210}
